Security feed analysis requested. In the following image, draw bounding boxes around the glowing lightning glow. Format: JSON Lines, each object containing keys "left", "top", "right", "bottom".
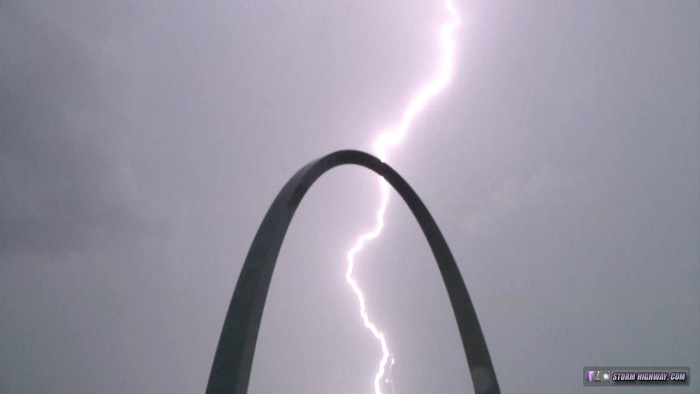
{"left": 344, "top": 1, "right": 461, "bottom": 393}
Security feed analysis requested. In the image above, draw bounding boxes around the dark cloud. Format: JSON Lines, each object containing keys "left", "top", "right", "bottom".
{"left": 1, "top": 5, "right": 159, "bottom": 256}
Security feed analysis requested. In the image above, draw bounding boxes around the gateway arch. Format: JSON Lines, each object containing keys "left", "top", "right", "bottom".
{"left": 207, "top": 150, "right": 500, "bottom": 394}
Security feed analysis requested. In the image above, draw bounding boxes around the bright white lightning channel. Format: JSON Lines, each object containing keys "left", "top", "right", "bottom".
{"left": 344, "top": 1, "right": 460, "bottom": 393}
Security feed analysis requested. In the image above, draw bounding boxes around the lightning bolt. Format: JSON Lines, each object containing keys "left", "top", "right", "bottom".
{"left": 344, "top": 1, "right": 461, "bottom": 393}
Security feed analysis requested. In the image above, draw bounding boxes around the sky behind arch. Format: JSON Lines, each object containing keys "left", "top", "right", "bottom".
{"left": 1, "top": 1, "right": 698, "bottom": 393}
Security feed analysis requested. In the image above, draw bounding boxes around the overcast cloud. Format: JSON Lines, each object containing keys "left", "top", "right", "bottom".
{"left": 1, "top": 1, "right": 698, "bottom": 393}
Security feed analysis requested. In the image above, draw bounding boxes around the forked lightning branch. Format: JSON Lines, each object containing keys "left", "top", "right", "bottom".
{"left": 344, "top": 1, "right": 460, "bottom": 393}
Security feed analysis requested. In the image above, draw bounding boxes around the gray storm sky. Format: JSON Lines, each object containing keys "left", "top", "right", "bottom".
{"left": 1, "top": 1, "right": 698, "bottom": 393}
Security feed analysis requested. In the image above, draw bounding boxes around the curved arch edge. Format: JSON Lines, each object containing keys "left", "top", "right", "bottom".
{"left": 206, "top": 150, "right": 500, "bottom": 394}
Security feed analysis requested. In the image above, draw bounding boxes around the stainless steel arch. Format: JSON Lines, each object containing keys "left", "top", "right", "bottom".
{"left": 207, "top": 150, "right": 500, "bottom": 394}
